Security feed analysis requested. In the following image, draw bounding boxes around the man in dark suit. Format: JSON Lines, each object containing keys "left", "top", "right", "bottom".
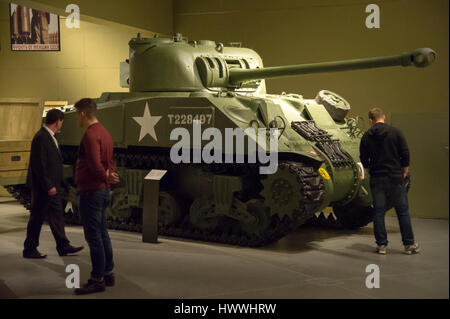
{"left": 23, "top": 109, "right": 83, "bottom": 258}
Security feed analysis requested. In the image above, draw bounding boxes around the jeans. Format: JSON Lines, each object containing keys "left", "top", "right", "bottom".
{"left": 79, "top": 188, "right": 114, "bottom": 279}
{"left": 370, "top": 175, "right": 415, "bottom": 246}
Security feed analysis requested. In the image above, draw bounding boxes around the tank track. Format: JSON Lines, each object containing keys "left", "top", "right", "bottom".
{"left": 305, "top": 208, "right": 374, "bottom": 229}
{"left": 4, "top": 184, "right": 31, "bottom": 210}
{"left": 5, "top": 149, "right": 325, "bottom": 247}
{"left": 305, "top": 175, "right": 411, "bottom": 230}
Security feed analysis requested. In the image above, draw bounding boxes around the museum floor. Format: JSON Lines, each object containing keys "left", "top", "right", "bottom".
{"left": 0, "top": 198, "right": 447, "bottom": 299}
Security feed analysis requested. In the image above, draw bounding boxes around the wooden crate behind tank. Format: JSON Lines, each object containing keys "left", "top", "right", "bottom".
{"left": 0, "top": 98, "right": 44, "bottom": 186}
{"left": 44, "top": 100, "right": 68, "bottom": 111}
{"left": 0, "top": 186, "right": 11, "bottom": 197}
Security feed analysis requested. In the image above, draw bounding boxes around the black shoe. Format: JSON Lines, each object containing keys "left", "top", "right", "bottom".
{"left": 104, "top": 273, "right": 115, "bottom": 287}
{"left": 57, "top": 245, "right": 84, "bottom": 256}
{"left": 74, "top": 279, "right": 106, "bottom": 295}
{"left": 23, "top": 249, "right": 47, "bottom": 259}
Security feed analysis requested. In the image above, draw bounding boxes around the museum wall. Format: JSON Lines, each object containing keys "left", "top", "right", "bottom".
{"left": 0, "top": 1, "right": 161, "bottom": 104}
{"left": 174, "top": 0, "right": 449, "bottom": 219}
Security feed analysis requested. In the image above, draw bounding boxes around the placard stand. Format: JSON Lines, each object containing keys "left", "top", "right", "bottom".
{"left": 142, "top": 169, "right": 167, "bottom": 243}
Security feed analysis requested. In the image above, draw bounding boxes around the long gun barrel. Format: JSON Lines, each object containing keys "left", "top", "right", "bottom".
{"left": 228, "top": 48, "right": 436, "bottom": 86}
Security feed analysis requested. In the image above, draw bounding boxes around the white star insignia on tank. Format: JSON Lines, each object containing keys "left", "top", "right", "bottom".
{"left": 133, "top": 102, "right": 162, "bottom": 142}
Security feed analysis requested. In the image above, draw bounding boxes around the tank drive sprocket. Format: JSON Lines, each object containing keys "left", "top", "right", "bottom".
{"left": 260, "top": 162, "right": 325, "bottom": 224}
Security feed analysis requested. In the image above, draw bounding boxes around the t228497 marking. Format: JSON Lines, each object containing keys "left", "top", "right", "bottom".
{"left": 168, "top": 113, "right": 213, "bottom": 125}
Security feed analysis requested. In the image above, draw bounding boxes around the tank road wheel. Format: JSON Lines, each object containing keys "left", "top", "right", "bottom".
{"left": 63, "top": 200, "right": 82, "bottom": 225}
{"left": 259, "top": 164, "right": 304, "bottom": 220}
{"left": 158, "top": 192, "right": 182, "bottom": 228}
{"left": 107, "top": 187, "right": 133, "bottom": 225}
{"left": 240, "top": 199, "right": 271, "bottom": 236}
{"left": 62, "top": 184, "right": 82, "bottom": 225}
{"left": 189, "top": 198, "right": 220, "bottom": 232}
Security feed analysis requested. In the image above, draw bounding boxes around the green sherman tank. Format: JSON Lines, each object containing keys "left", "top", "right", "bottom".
{"left": 7, "top": 34, "right": 436, "bottom": 246}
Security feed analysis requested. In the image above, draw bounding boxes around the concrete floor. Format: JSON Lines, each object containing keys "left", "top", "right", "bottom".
{"left": 0, "top": 198, "right": 448, "bottom": 299}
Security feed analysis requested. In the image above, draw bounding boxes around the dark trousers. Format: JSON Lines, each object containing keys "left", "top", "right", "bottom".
{"left": 80, "top": 188, "right": 114, "bottom": 279}
{"left": 370, "top": 175, "right": 415, "bottom": 246}
{"left": 24, "top": 191, "right": 70, "bottom": 252}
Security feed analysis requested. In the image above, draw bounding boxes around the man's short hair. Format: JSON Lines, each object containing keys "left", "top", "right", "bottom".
{"left": 368, "top": 107, "right": 385, "bottom": 121}
{"left": 74, "top": 98, "right": 97, "bottom": 119}
{"left": 45, "top": 109, "right": 64, "bottom": 125}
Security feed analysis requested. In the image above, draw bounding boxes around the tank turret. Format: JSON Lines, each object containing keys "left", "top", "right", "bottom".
{"left": 127, "top": 33, "right": 435, "bottom": 93}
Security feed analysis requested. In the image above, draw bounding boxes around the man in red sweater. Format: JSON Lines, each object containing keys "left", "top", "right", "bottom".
{"left": 72, "top": 98, "right": 119, "bottom": 295}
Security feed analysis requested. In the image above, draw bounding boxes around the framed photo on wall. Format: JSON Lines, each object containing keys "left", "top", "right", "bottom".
{"left": 10, "top": 3, "right": 60, "bottom": 51}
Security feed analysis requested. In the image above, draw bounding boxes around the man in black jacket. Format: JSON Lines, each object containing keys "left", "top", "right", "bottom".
{"left": 23, "top": 109, "right": 83, "bottom": 258}
{"left": 360, "top": 107, "right": 419, "bottom": 255}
